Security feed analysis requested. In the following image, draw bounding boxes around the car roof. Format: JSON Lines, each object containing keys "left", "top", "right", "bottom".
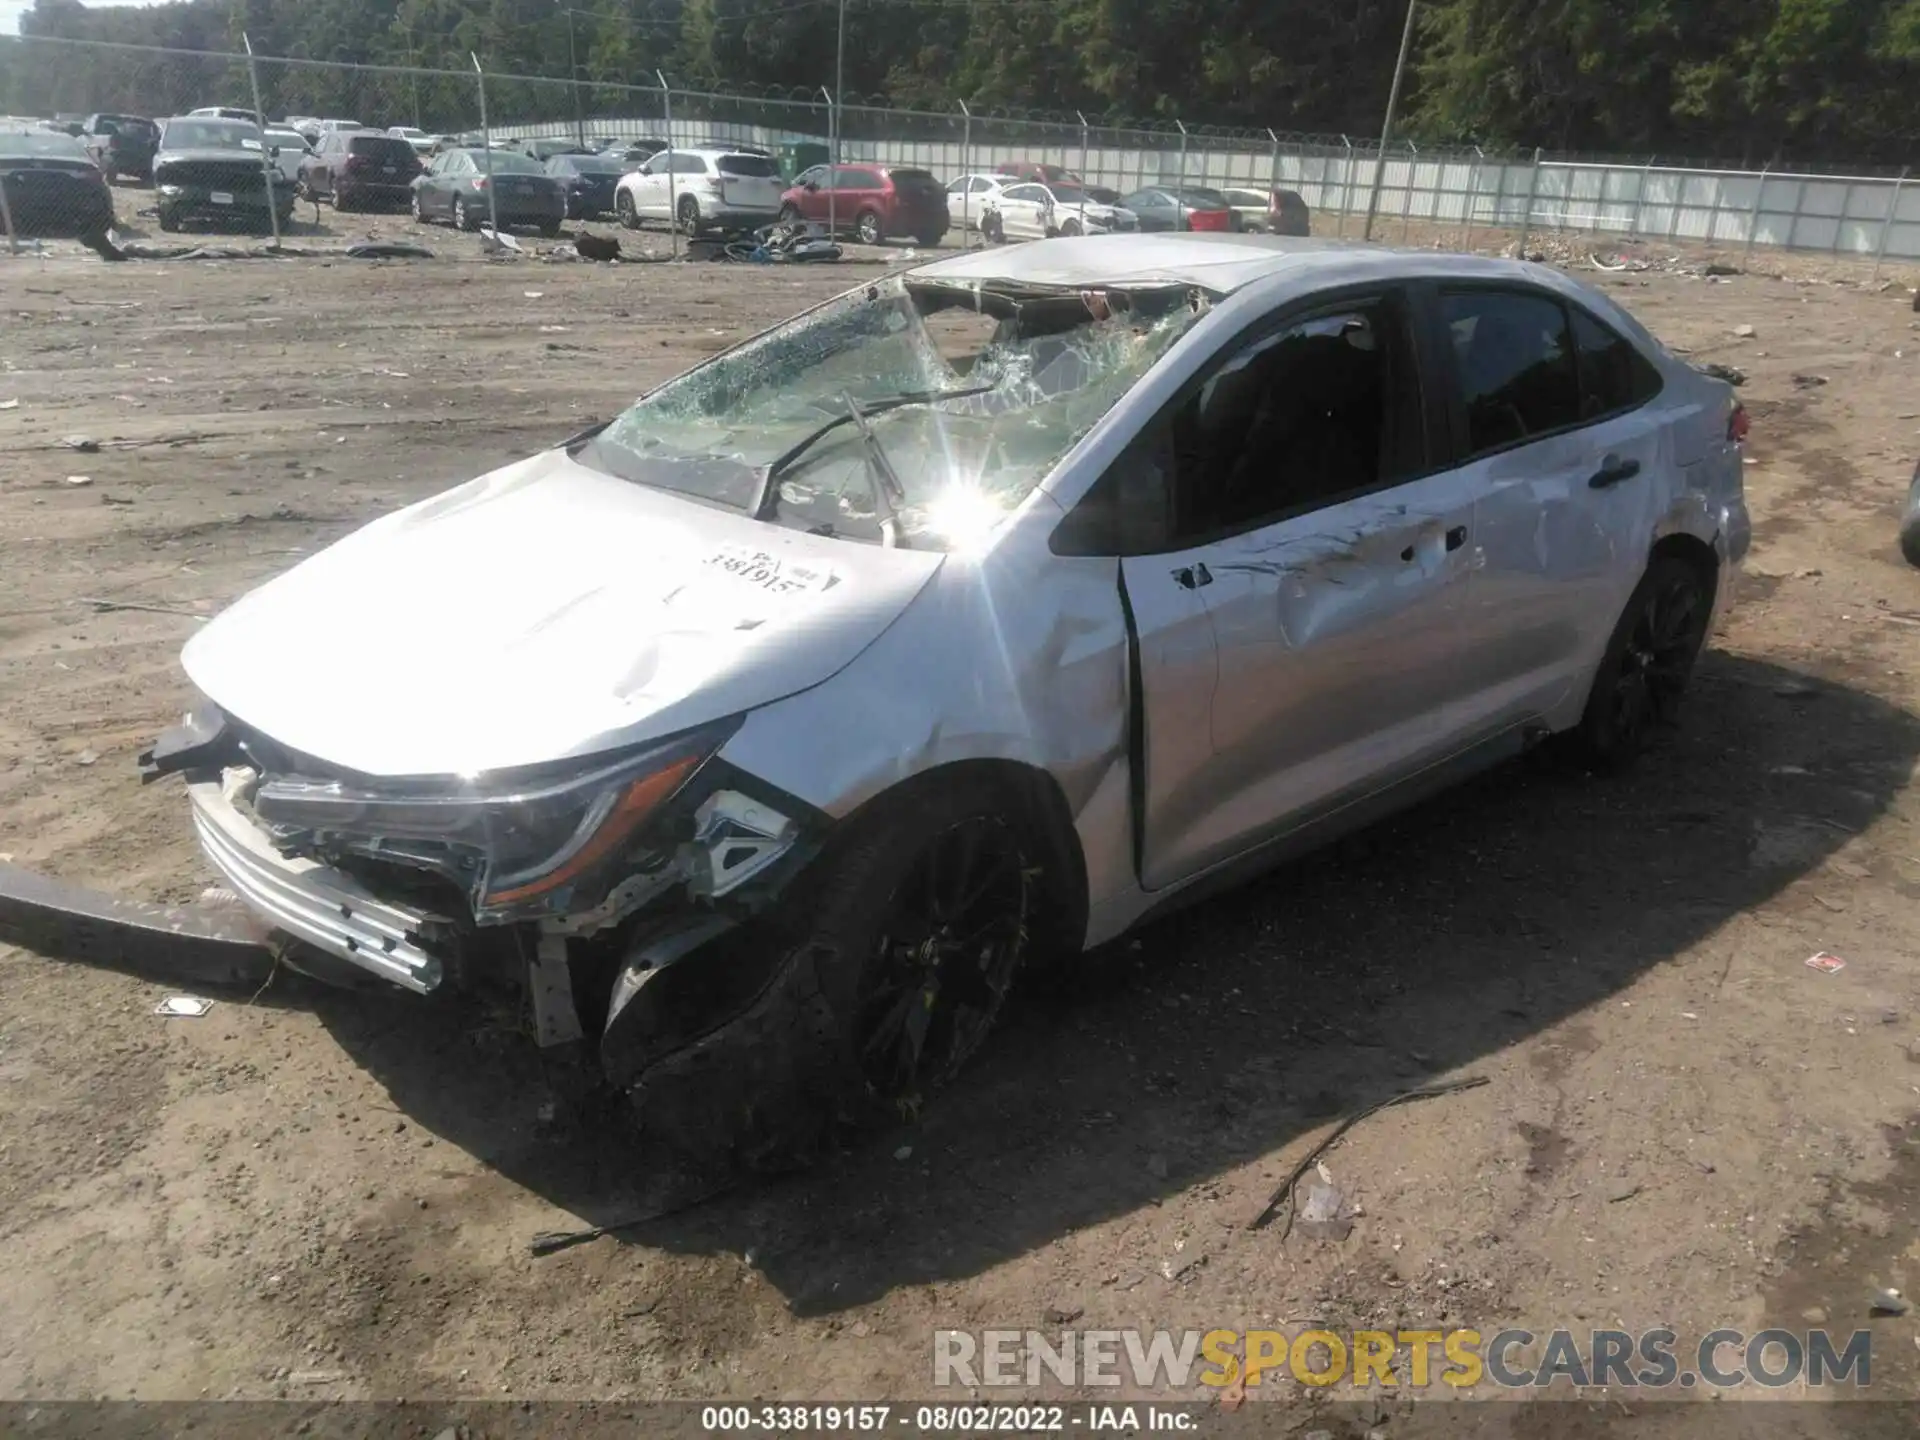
{"left": 910, "top": 233, "right": 1549, "bottom": 296}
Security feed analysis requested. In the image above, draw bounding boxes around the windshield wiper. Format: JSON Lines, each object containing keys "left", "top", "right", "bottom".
{"left": 746, "top": 384, "right": 993, "bottom": 522}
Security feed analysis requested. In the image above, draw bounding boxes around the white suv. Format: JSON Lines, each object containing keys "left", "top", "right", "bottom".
{"left": 613, "top": 147, "right": 783, "bottom": 235}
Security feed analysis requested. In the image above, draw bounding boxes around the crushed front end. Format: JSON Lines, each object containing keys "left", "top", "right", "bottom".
{"left": 140, "top": 700, "right": 827, "bottom": 1079}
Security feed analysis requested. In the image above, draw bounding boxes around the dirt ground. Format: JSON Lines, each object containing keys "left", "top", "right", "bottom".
{"left": 4, "top": 209, "right": 1920, "bottom": 1431}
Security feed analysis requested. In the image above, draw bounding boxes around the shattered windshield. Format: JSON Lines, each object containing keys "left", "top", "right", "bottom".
{"left": 584, "top": 275, "right": 1206, "bottom": 549}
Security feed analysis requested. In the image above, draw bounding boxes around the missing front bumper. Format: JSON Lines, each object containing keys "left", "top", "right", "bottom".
{"left": 187, "top": 773, "right": 447, "bottom": 993}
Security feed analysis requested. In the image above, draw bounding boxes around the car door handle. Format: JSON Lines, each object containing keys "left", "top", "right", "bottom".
{"left": 1588, "top": 455, "right": 1642, "bottom": 489}
{"left": 1446, "top": 524, "right": 1468, "bottom": 551}
{"left": 1172, "top": 562, "right": 1213, "bottom": 589}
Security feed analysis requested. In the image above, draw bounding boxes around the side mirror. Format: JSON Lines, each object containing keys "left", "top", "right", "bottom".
{"left": 269, "top": 146, "right": 280, "bottom": 159}
{"left": 803, "top": 180, "right": 818, "bottom": 191}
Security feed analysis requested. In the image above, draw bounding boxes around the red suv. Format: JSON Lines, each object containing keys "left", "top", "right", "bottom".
{"left": 779, "top": 163, "right": 950, "bottom": 245}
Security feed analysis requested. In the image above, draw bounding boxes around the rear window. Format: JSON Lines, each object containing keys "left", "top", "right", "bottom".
{"left": 889, "top": 168, "right": 938, "bottom": 184}
{"left": 718, "top": 153, "right": 778, "bottom": 177}
{"left": 348, "top": 136, "right": 416, "bottom": 162}
{"left": 567, "top": 154, "right": 625, "bottom": 173}
{"left": 471, "top": 149, "right": 544, "bottom": 174}
{"left": 0, "top": 129, "right": 89, "bottom": 160}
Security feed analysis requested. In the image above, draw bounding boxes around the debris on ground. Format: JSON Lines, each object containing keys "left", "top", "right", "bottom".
{"left": 344, "top": 242, "right": 433, "bottom": 261}
{"left": 1704, "top": 262, "right": 1742, "bottom": 277}
{"left": 154, "top": 996, "right": 214, "bottom": 1017}
{"left": 1694, "top": 361, "right": 1746, "bottom": 386}
{"left": 64, "top": 475, "right": 92, "bottom": 486}
{"left": 1872, "top": 1288, "right": 1912, "bottom": 1316}
{"left": 1250, "top": 1075, "right": 1490, "bottom": 1233}
{"left": 573, "top": 232, "right": 622, "bottom": 263}
{"left": 1792, "top": 372, "right": 1831, "bottom": 387}
{"left": 74, "top": 749, "right": 98, "bottom": 767}
{"left": 1295, "top": 1177, "right": 1353, "bottom": 1241}
{"left": 1733, "top": 324, "right": 1756, "bottom": 338}
{"left": 1806, "top": 952, "right": 1848, "bottom": 975}
{"left": 478, "top": 228, "right": 524, "bottom": 256}
{"left": 0, "top": 399, "right": 17, "bottom": 409}
{"left": 62, "top": 435, "right": 100, "bottom": 453}
{"left": 77, "top": 596, "right": 205, "bottom": 619}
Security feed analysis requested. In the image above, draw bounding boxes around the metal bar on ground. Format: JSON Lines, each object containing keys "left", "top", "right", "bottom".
{"left": 242, "top": 35, "right": 282, "bottom": 249}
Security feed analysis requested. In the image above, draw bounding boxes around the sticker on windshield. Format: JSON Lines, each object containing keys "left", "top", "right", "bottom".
{"left": 703, "top": 544, "right": 836, "bottom": 596}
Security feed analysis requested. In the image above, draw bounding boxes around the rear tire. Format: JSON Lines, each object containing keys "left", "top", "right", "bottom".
{"left": 854, "top": 208, "right": 883, "bottom": 245}
{"left": 676, "top": 194, "right": 701, "bottom": 236}
{"left": 156, "top": 206, "right": 180, "bottom": 233}
{"left": 452, "top": 197, "right": 478, "bottom": 232}
{"left": 629, "top": 781, "right": 1036, "bottom": 1173}
{"left": 1559, "top": 553, "right": 1713, "bottom": 770}
{"left": 539, "top": 220, "right": 562, "bottom": 238}
{"left": 982, "top": 210, "right": 1004, "bottom": 244}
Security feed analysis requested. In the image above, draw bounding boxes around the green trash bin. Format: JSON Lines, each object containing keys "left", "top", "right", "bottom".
{"left": 777, "top": 141, "right": 830, "bottom": 184}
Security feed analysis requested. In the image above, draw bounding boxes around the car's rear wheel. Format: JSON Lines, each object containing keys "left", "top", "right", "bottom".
{"left": 982, "top": 210, "right": 1004, "bottom": 244}
{"left": 156, "top": 206, "right": 179, "bottom": 233}
{"left": 452, "top": 196, "right": 477, "bottom": 232}
{"left": 616, "top": 190, "right": 638, "bottom": 229}
{"left": 539, "top": 220, "right": 562, "bottom": 238}
{"left": 629, "top": 781, "right": 1035, "bottom": 1171}
{"left": 854, "top": 208, "right": 883, "bottom": 245}
{"left": 676, "top": 194, "right": 701, "bottom": 235}
{"left": 1562, "top": 553, "right": 1712, "bottom": 769}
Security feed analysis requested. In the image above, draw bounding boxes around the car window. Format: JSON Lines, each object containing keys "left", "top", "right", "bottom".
{"left": 472, "top": 149, "right": 544, "bottom": 174}
{"left": 1440, "top": 290, "right": 1582, "bottom": 455}
{"left": 797, "top": 166, "right": 826, "bottom": 186}
{"left": 832, "top": 165, "right": 875, "bottom": 189}
{"left": 1570, "top": 305, "right": 1663, "bottom": 418}
{"left": 1066, "top": 295, "right": 1426, "bottom": 552}
{"left": 347, "top": 136, "right": 415, "bottom": 163}
{"left": 719, "top": 153, "right": 778, "bottom": 177}
{"left": 1004, "top": 184, "right": 1044, "bottom": 202}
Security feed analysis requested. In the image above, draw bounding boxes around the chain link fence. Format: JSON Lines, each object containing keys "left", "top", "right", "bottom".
{"left": 2, "top": 31, "right": 1916, "bottom": 267}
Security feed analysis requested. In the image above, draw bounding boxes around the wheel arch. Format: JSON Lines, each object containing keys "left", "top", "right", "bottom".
{"left": 1649, "top": 530, "right": 1720, "bottom": 611}
{"left": 833, "top": 758, "right": 1090, "bottom": 963}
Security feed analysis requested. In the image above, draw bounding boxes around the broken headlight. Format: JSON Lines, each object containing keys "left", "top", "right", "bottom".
{"left": 249, "top": 720, "right": 737, "bottom": 922}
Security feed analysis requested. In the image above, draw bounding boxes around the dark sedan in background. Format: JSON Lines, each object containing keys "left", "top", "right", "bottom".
{"left": 1115, "top": 184, "right": 1235, "bottom": 232}
{"left": 412, "top": 147, "right": 566, "bottom": 234}
{"left": 153, "top": 116, "right": 296, "bottom": 233}
{"left": 0, "top": 125, "right": 115, "bottom": 236}
{"left": 546, "top": 151, "right": 626, "bottom": 219}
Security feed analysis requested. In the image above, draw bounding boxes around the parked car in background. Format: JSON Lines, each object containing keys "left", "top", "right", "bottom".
{"left": 298, "top": 118, "right": 369, "bottom": 147}
{"left": 0, "top": 124, "right": 114, "bottom": 236}
{"left": 600, "top": 138, "right": 668, "bottom": 171}
{"left": 262, "top": 126, "right": 311, "bottom": 183}
{"left": 994, "top": 160, "right": 1080, "bottom": 185}
{"left": 547, "top": 151, "right": 626, "bottom": 219}
{"left": 1117, "top": 184, "right": 1234, "bottom": 232}
{"left": 153, "top": 116, "right": 295, "bottom": 233}
{"left": 1084, "top": 184, "right": 1124, "bottom": 205}
{"left": 511, "top": 136, "right": 592, "bottom": 162}
{"left": 388, "top": 126, "right": 437, "bottom": 157}
{"left": 1220, "top": 185, "right": 1311, "bottom": 235}
{"left": 78, "top": 113, "right": 158, "bottom": 183}
{"left": 983, "top": 180, "right": 1136, "bottom": 242}
{"left": 945, "top": 172, "right": 1005, "bottom": 233}
{"left": 689, "top": 138, "right": 774, "bottom": 158}
{"left": 133, "top": 237, "right": 1749, "bottom": 1169}
{"left": 778, "top": 162, "right": 948, "bottom": 246}
{"left": 613, "top": 147, "right": 782, "bottom": 235}
{"left": 188, "top": 105, "right": 264, "bottom": 126}
{"left": 412, "top": 147, "right": 565, "bottom": 234}
{"left": 299, "top": 131, "right": 422, "bottom": 211}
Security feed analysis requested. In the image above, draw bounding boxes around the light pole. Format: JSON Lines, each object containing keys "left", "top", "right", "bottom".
{"left": 1362, "top": 0, "right": 1418, "bottom": 242}
{"left": 563, "top": 6, "right": 584, "bottom": 146}
{"left": 821, "top": 83, "right": 835, "bottom": 239}
{"left": 832, "top": 0, "right": 845, "bottom": 232}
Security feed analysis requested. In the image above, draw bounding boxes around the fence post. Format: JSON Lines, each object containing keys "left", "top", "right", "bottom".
{"left": 1175, "top": 119, "right": 1188, "bottom": 229}
{"left": 471, "top": 53, "right": 500, "bottom": 238}
{"left": 1703, "top": 173, "right": 1729, "bottom": 245}
{"left": 1872, "top": 167, "right": 1908, "bottom": 283}
{"left": 241, "top": 34, "right": 283, "bottom": 249}
{"left": 1742, "top": 163, "right": 1770, "bottom": 267}
{"left": 661, "top": 70, "right": 678, "bottom": 259}
{"left": 1628, "top": 155, "right": 1652, "bottom": 238}
{"left": 1460, "top": 145, "right": 1483, "bottom": 250}
{"left": 1399, "top": 140, "right": 1417, "bottom": 241}
{"left": 1077, "top": 111, "right": 1089, "bottom": 193}
{"left": 1267, "top": 126, "right": 1279, "bottom": 200}
{"left": 958, "top": 99, "right": 973, "bottom": 247}
{"left": 820, "top": 85, "right": 834, "bottom": 242}
{"left": 1783, "top": 177, "right": 1808, "bottom": 251}
{"left": 1517, "top": 147, "right": 1541, "bottom": 256}
{"left": 0, "top": 162, "right": 17, "bottom": 256}
{"left": 1339, "top": 136, "right": 1355, "bottom": 238}
{"left": 1831, "top": 180, "right": 1855, "bottom": 255}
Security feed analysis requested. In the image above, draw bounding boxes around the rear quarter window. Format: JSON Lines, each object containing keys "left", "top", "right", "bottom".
{"left": 719, "top": 154, "right": 778, "bottom": 177}
{"left": 1571, "top": 306, "right": 1664, "bottom": 417}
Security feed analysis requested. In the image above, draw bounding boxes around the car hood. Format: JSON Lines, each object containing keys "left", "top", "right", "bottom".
{"left": 181, "top": 448, "right": 946, "bottom": 777}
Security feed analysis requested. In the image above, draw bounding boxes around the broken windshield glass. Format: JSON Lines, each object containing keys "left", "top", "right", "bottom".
{"left": 583, "top": 274, "right": 1206, "bottom": 550}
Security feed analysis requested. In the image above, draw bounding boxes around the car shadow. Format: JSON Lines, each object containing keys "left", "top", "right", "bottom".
{"left": 309, "top": 649, "right": 1920, "bottom": 1312}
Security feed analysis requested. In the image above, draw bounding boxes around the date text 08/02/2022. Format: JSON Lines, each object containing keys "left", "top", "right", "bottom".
{"left": 700, "top": 1405, "right": 1196, "bottom": 1432}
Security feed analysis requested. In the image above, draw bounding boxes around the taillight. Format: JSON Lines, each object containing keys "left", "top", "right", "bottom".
{"left": 470, "top": 177, "right": 487, "bottom": 190}
{"left": 1729, "top": 403, "right": 1750, "bottom": 444}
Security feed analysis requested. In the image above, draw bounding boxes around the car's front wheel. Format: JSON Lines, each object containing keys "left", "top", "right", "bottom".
{"left": 616, "top": 191, "right": 638, "bottom": 229}
{"left": 409, "top": 190, "right": 426, "bottom": 225}
{"left": 1562, "top": 552, "right": 1713, "bottom": 769}
{"left": 629, "top": 781, "right": 1035, "bottom": 1171}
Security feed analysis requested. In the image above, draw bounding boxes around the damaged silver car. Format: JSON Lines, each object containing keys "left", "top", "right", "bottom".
{"left": 138, "top": 235, "right": 1750, "bottom": 1167}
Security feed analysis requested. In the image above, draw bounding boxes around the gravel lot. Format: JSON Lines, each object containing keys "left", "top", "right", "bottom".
{"left": 3, "top": 219, "right": 1920, "bottom": 1430}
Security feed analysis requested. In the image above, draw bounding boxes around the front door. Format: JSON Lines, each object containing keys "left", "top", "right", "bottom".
{"left": 1114, "top": 291, "right": 1481, "bottom": 889}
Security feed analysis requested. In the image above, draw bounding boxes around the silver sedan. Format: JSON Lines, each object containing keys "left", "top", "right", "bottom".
{"left": 142, "top": 235, "right": 1750, "bottom": 1167}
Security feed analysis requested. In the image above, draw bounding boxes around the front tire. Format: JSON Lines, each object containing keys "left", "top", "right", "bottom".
{"left": 616, "top": 190, "right": 638, "bottom": 229}
{"left": 1561, "top": 553, "right": 1712, "bottom": 769}
{"left": 410, "top": 190, "right": 427, "bottom": 225}
{"left": 630, "top": 782, "right": 1035, "bottom": 1172}
{"left": 156, "top": 206, "right": 180, "bottom": 233}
